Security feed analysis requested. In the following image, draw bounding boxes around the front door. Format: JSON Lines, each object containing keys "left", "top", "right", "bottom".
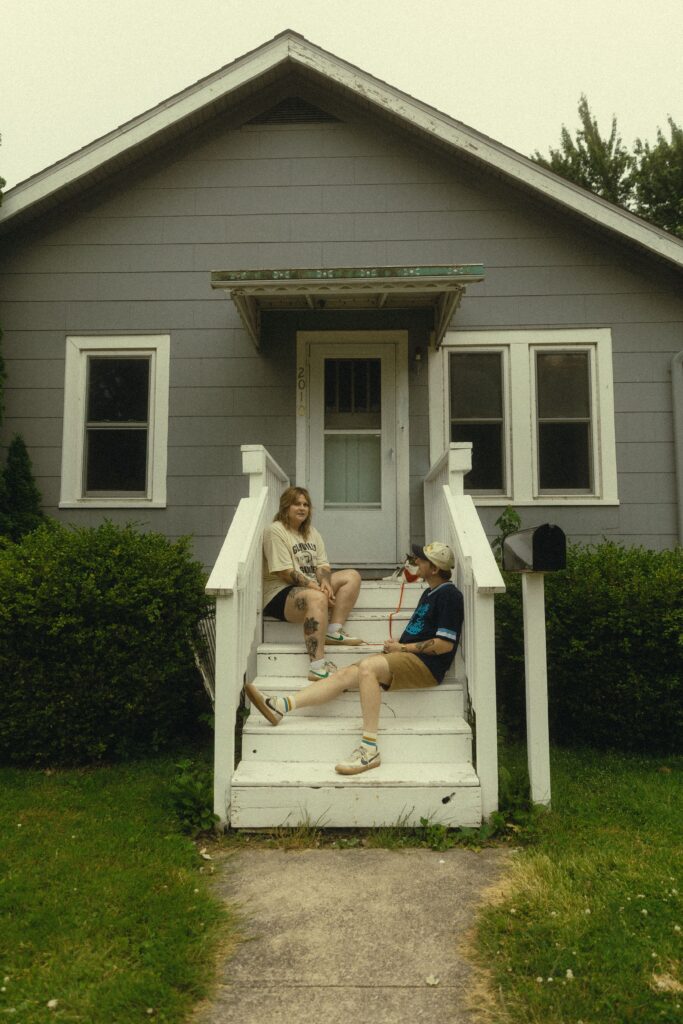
{"left": 298, "top": 332, "right": 408, "bottom": 566}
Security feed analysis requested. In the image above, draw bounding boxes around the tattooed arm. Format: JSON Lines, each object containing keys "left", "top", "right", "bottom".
{"left": 274, "top": 568, "right": 320, "bottom": 590}
{"left": 315, "top": 564, "right": 334, "bottom": 602}
{"left": 383, "top": 637, "right": 454, "bottom": 655}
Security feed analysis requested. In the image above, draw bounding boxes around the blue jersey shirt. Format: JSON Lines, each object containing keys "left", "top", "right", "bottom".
{"left": 399, "top": 581, "right": 464, "bottom": 683}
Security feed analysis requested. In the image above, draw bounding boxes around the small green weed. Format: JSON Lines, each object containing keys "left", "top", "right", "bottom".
{"left": 168, "top": 758, "right": 219, "bottom": 837}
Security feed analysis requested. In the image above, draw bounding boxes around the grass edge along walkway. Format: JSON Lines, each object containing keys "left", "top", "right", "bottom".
{"left": 0, "top": 755, "right": 238, "bottom": 1024}
{"left": 470, "top": 745, "right": 682, "bottom": 1024}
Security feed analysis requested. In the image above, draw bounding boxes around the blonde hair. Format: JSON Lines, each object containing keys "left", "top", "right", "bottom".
{"left": 275, "top": 486, "right": 313, "bottom": 538}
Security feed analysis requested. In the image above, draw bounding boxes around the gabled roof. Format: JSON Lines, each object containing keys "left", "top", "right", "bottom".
{"left": 2, "top": 29, "right": 682, "bottom": 271}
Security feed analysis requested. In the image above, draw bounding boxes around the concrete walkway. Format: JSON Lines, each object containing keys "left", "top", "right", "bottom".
{"left": 192, "top": 847, "right": 510, "bottom": 1024}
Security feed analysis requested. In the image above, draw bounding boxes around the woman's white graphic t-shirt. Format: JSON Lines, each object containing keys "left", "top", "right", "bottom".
{"left": 262, "top": 521, "right": 330, "bottom": 608}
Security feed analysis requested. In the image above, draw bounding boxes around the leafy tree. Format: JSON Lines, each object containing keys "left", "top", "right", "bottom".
{"left": 533, "top": 94, "right": 634, "bottom": 207}
{"left": 534, "top": 96, "right": 683, "bottom": 238}
{"left": 0, "top": 434, "right": 45, "bottom": 541}
{"left": 632, "top": 117, "right": 683, "bottom": 238}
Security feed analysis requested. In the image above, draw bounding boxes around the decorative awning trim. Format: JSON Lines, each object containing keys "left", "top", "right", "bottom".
{"left": 210, "top": 264, "right": 485, "bottom": 349}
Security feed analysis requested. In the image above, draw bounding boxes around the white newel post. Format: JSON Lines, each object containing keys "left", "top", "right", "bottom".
{"left": 447, "top": 442, "right": 471, "bottom": 497}
{"left": 213, "top": 595, "right": 237, "bottom": 824}
{"left": 522, "top": 573, "right": 552, "bottom": 807}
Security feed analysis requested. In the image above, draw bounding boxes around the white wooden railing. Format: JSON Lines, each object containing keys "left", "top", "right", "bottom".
{"left": 424, "top": 442, "right": 505, "bottom": 818}
{"left": 206, "top": 445, "right": 289, "bottom": 825}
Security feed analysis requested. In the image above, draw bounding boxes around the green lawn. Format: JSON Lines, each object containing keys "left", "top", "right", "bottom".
{"left": 474, "top": 745, "right": 683, "bottom": 1024}
{"left": 2, "top": 745, "right": 680, "bottom": 1023}
{"left": 0, "top": 756, "right": 234, "bottom": 1024}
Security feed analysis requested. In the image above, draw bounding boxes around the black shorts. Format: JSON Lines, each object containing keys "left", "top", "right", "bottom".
{"left": 263, "top": 586, "right": 295, "bottom": 621}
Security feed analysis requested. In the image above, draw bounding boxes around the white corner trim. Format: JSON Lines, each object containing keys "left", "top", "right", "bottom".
{"left": 59, "top": 334, "right": 169, "bottom": 509}
{"left": 672, "top": 351, "right": 683, "bottom": 545}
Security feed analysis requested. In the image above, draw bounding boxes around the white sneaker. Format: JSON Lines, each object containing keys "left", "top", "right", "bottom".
{"left": 307, "top": 660, "right": 338, "bottom": 682}
{"left": 335, "top": 745, "right": 381, "bottom": 775}
{"left": 325, "top": 629, "right": 363, "bottom": 646}
{"left": 244, "top": 682, "right": 282, "bottom": 726}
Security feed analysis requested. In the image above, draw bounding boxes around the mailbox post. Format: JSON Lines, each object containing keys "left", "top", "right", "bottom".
{"left": 502, "top": 525, "right": 566, "bottom": 807}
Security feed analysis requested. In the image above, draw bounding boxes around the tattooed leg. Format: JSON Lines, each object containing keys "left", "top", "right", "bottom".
{"left": 283, "top": 588, "right": 328, "bottom": 661}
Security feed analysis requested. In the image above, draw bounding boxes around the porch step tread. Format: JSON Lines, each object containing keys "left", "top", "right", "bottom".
{"left": 243, "top": 715, "right": 471, "bottom": 736}
{"left": 248, "top": 676, "right": 462, "bottom": 692}
{"left": 232, "top": 760, "right": 480, "bottom": 787}
{"left": 245, "top": 677, "right": 464, "bottom": 719}
{"left": 259, "top": 642, "right": 383, "bottom": 654}
{"left": 263, "top": 610, "right": 413, "bottom": 622}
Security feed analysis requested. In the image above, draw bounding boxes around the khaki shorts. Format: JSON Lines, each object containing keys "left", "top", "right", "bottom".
{"left": 383, "top": 652, "right": 438, "bottom": 691}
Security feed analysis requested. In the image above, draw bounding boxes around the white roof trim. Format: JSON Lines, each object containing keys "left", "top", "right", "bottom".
{"left": 2, "top": 30, "right": 682, "bottom": 271}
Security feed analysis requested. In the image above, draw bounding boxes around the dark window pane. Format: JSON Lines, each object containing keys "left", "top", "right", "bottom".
{"left": 352, "top": 360, "right": 368, "bottom": 412}
{"left": 324, "top": 359, "right": 336, "bottom": 413}
{"left": 538, "top": 423, "right": 591, "bottom": 489}
{"left": 537, "top": 352, "right": 590, "bottom": 418}
{"left": 86, "top": 429, "right": 148, "bottom": 492}
{"left": 369, "top": 359, "right": 381, "bottom": 412}
{"left": 337, "top": 360, "right": 352, "bottom": 413}
{"left": 87, "top": 358, "right": 150, "bottom": 422}
{"left": 325, "top": 359, "right": 381, "bottom": 428}
{"left": 451, "top": 423, "right": 504, "bottom": 490}
{"left": 450, "top": 352, "right": 502, "bottom": 419}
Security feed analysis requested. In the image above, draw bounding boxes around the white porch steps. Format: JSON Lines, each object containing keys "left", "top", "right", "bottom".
{"left": 230, "top": 580, "right": 482, "bottom": 828}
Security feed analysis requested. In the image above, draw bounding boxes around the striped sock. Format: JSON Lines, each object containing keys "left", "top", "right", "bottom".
{"left": 268, "top": 695, "right": 297, "bottom": 716}
{"left": 361, "top": 732, "right": 378, "bottom": 751}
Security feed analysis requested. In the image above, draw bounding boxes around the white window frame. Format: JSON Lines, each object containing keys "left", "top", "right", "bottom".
{"left": 60, "top": 335, "right": 169, "bottom": 508}
{"left": 430, "top": 328, "right": 618, "bottom": 506}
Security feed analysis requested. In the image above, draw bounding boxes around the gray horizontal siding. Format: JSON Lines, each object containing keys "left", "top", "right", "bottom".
{"left": 1, "top": 108, "right": 681, "bottom": 561}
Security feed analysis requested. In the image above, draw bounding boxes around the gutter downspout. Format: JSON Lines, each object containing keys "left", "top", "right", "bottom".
{"left": 672, "top": 351, "right": 683, "bottom": 545}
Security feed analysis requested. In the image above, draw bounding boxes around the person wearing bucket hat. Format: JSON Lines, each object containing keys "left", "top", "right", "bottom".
{"left": 245, "top": 539, "right": 464, "bottom": 776}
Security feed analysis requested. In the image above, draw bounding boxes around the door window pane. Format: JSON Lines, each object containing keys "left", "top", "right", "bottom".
{"left": 324, "top": 359, "right": 381, "bottom": 429}
{"left": 324, "top": 435, "right": 381, "bottom": 506}
{"left": 449, "top": 351, "right": 505, "bottom": 491}
{"left": 536, "top": 351, "right": 593, "bottom": 491}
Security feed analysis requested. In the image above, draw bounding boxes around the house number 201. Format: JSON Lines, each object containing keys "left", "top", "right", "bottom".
{"left": 297, "top": 366, "right": 306, "bottom": 416}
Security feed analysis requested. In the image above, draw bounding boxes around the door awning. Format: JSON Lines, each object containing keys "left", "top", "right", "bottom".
{"left": 210, "top": 264, "right": 485, "bottom": 349}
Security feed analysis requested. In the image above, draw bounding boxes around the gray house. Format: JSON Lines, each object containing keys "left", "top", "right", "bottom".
{"left": 1, "top": 30, "right": 682, "bottom": 561}
{"left": 1, "top": 32, "right": 682, "bottom": 826}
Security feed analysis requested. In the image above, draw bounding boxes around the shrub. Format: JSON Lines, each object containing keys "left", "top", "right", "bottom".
{"left": 0, "top": 433, "right": 45, "bottom": 541}
{"left": 0, "top": 521, "right": 210, "bottom": 766}
{"left": 495, "top": 542, "right": 683, "bottom": 754}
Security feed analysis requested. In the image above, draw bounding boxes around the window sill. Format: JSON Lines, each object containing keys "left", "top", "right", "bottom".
{"left": 59, "top": 500, "right": 167, "bottom": 509}
{"left": 472, "top": 496, "right": 620, "bottom": 507}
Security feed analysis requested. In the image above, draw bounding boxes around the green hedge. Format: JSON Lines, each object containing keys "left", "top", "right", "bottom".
{"left": 495, "top": 542, "right": 682, "bottom": 753}
{"left": 0, "top": 521, "right": 210, "bottom": 766}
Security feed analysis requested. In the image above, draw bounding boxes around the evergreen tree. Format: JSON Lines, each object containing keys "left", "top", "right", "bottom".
{"left": 0, "top": 434, "right": 45, "bottom": 542}
{"left": 533, "top": 95, "right": 634, "bottom": 207}
{"left": 632, "top": 118, "right": 683, "bottom": 238}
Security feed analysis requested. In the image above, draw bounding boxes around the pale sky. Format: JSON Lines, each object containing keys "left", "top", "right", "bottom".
{"left": 1, "top": 0, "right": 681, "bottom": 191}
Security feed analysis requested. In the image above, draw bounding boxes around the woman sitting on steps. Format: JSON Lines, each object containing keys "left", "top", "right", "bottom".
{"left": 262, "top": 486, "right": 364, "bottom": 681}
